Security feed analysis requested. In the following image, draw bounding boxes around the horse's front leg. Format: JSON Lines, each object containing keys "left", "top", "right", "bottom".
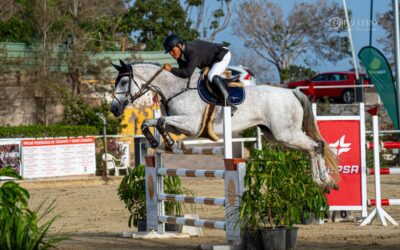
{"left": 156, "top": 117, "right": 175, "bottom": 148}
{"left": 141, "top": 119, "right": 160, "bottom": 148}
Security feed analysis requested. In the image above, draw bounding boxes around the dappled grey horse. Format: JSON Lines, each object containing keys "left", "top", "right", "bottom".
{"left": 110, "top": 61, "right": 338, "bottom": 191}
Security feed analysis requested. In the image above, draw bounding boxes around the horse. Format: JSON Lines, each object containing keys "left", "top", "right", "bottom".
{"left": 110, "top": 60, "right": 339, "bottom": 191}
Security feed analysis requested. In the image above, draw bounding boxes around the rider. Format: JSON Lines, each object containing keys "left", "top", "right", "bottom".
{"left": 162, "top": 34, "right": 237, "bottom": 112}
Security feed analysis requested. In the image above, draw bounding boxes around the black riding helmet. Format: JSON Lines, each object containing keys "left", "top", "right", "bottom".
{"left": 163, "top": 34, "right": 182, "bottom": 53}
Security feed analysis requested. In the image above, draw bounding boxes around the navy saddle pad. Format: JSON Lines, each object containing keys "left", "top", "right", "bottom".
{"left": 197, "top": 74, "right": 245, "bottom": 105}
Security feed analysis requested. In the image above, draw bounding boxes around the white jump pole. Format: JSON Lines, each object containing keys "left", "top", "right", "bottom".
{"left": 360, "top": 115, "right": 398, "bottom": 226}
{"left": 360, "top": 103, "right": 368, "bottom": 218}
{"left": 223, "top": 106, "right": 232, "bottom": 158}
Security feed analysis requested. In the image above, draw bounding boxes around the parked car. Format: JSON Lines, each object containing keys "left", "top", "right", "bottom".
{"left": 225, "top": 65, "right": 257, "bottom": 86}
{"left": 287, "top": 71, "right": 370, "bottom": 104}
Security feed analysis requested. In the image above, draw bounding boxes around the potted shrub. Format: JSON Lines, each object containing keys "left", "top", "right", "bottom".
{"left": 118, "top": 164, "right": 147, "bottom": 231}
{"left": 242, "top": 147, "right": 287, "bottom": 250}
{"left": 239, "top": 144, "right": 329, "bottom": 250}
{"left": 118, "top": 164, "right": 196, "bottom": 232}
{"left": 271, "top": 145, "right": 329, "bottom": 249}
{"left": 239, "top": 183, "right": 268, "bottom": 250}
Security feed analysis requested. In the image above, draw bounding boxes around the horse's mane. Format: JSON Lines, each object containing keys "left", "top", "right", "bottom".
{"left": 130, "top": 61, "right": 161, "bottom": 67}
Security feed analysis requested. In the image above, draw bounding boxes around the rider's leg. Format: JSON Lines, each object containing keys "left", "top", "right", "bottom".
{"left": 208, "top": 51, "right": 233, "bottom": 107}
{"left": 211, "top": 75, "right": 230, "bottom": 106}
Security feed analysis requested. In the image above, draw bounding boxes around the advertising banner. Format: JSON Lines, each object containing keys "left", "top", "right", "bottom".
{"left": 318, "top": 120, "right": 362, "bottom": 210}
{"left": 22, "top": 137, "right": 96, "bottom": 178}
{"left": 0, "top": 140, "right": 21, "bottom": 174}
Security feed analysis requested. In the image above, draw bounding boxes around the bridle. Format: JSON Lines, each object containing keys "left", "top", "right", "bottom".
{"left": 112, "top": 66, "right": 164, "bottom": 106}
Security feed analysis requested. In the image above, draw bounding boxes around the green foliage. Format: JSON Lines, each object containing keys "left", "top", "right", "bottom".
{"left": 0, "top": 1, "right": 37, "bottom": 43}
{"left": 0, "top": 166, "right": 68, "bottom": 250}
{"left": 187, "top": 0, "right": 203, "bottom": 6}
{"left": 163, "top": 175, "right": 195, "bottom": 216}
{"left": 121, "top": 0, "right": 199, "bottom": 50}
{"left": 240, "top": 144, "right": 328, "bottom": 229}
{"left": 117, "top": 164, "right": 196, "bottom": 228}
{"left": 0, "top": 125, "right": 97, "bottom": 138}
{"left": 118, "top": 164, "right": 146, "bottom": 228}
{"left": 60, "top": 92, "right": 125, "bottom": 135}
{"left": 240, "top": 127, "right": 258, "bottom": 150}
{"left": 280, "top": 65, "right": 316, "bottom": 84}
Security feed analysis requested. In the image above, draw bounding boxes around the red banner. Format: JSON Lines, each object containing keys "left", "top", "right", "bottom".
{"left": 318, "top": 120, "right": 361, "bottom": 207}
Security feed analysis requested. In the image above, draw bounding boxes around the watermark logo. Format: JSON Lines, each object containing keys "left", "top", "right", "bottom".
{"left": 329, "top": 17, "right": 377, "bottom": 31}
{"left": 329, "top": 17, "right": 344, "bottom": 30}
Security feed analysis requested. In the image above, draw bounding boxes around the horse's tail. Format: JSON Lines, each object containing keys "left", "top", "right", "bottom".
{"left": 292, "top": 90, "right": 339, "bottom": 179}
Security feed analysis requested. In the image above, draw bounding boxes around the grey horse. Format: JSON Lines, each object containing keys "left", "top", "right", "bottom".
{"left": 110, "top": 60, "right": 338, "bottom": 191}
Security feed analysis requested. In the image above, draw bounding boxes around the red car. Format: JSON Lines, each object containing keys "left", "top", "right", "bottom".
{"left": 287, "top": 71, "right": 370, "bottom": 103}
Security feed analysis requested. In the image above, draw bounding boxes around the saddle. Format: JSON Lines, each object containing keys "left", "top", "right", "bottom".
{"left": 197, "top": 67, "right": 246, "bottom": 106}
{"left": 195, "top": 68, "right": 246, "bottom": 141}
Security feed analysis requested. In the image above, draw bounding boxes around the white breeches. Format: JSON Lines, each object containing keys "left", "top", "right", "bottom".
{"left": 207, "top": 51, "right": 231, "bottom": 82}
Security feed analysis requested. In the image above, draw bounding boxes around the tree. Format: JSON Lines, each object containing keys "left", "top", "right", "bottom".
{"left": 231, "top": 49, "right": 274, "bottom": 84}
{"left": 0, "top": 1, "right": 37, "bottom": 43}
{"left": 57, "top": 0, "right": 126, "bottom": 95}
{"left": 184, "top": 0, "right": 232, "bottom": 41}
{"left": 233, "top": 0, "right": 350, "bottom": 83}
{"left": 377, "top": 3, "right": 395, "bottom": 65}
{"left": 0, "top": 0, "right": 128, "bottom": 124}
{"left": 121, "top": 0, "right": 198, "bottom": 51}
{"left": 27, "top": 0, "right": 65, "bottom": 124}
{"left": 281, "top": 65, "right": 316, "bottom": 83}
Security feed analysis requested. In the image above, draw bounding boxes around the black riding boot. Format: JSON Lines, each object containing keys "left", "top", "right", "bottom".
{"left": 211, "top": 75, "right": 237, "bottom": 115}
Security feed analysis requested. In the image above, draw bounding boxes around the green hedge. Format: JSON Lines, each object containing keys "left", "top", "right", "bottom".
{"left": 0, "top": 125, "right": 98, "bottom": 138}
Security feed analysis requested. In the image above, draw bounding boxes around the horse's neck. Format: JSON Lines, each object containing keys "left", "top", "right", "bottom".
{"left": 133, "top": 65, "right": 196, "bottom": 100}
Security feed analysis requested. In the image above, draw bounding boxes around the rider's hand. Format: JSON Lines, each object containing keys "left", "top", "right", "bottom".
{"left": 163, "top": 64, "right": 172, "bottom": 71}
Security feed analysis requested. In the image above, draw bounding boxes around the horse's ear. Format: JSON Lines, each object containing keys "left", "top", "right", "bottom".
{"left": 119, "top": 59, "right": 128, "bottom": 69}
{"left": 111, "top": 62, "right": 122, "bottom": 72}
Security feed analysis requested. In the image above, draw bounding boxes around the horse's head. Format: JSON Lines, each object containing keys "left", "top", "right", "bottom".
{"left": 110, "top": 60, "right": 142, "bottom": 117}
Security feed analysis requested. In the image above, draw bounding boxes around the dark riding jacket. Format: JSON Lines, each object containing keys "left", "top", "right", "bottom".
{"left": 170, "top": 40, "right": 229, "bottom": 79}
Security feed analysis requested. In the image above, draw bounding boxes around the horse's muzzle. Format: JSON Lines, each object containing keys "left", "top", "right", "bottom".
{"left": 110, "top": 102, "right": 124, "bottom": 117}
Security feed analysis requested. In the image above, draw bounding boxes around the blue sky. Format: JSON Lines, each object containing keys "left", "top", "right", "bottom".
{"left": 206, "top": 0, "right": 392, "bottom": 81}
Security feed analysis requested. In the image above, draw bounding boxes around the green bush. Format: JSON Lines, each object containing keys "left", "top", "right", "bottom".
{"left": 0, "top": 166, "right": 67, "bottom": 250}
{"left": 0, "top": 124, "right": 97, "bottom": 138}
{"left": 117, "top": 164, "right": 146, "bottom": 228}
{"left": 240, "top": 144, "right": 328, "bottom": 229}
{"left": 60, "top": 93, "right": 125, "bottom": 135}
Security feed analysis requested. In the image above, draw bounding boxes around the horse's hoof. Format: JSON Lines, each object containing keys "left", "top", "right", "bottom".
{"left": 323, "top": 185, "right": 331, "bottom": 194}
{"left": 151, "top": 141, "right": 159, "bottom": 148}
{"left": 166, "top": 139, "right": 175, "bottom": 147}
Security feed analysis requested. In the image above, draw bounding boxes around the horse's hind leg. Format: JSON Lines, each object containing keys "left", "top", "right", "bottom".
{"left": 274, "top": 131, "right": 325, "bottom": 186}
{"left": 258, "top": 125, "right": 278, "bottom": 142}
{"left": 259, "top": 126, "right": 322, "bottom": 185}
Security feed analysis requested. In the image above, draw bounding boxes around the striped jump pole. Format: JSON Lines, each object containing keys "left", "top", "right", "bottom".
{"left": 155, "top": 146, "right": 224, "bottom": 155}
{"left": 368, "top": 199, "right": 400, "bottom": 206}
{"left": 145, "top": 154, "right": 245, "bottom": 242}
{"left": 361, "top": 114, "right": 398, "bottom": 226}
{"left": 368, "top": 168, "right": 400, "bottom": 175}
{"left": 367, "top": 141, "right": 400, "bottom": 149}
